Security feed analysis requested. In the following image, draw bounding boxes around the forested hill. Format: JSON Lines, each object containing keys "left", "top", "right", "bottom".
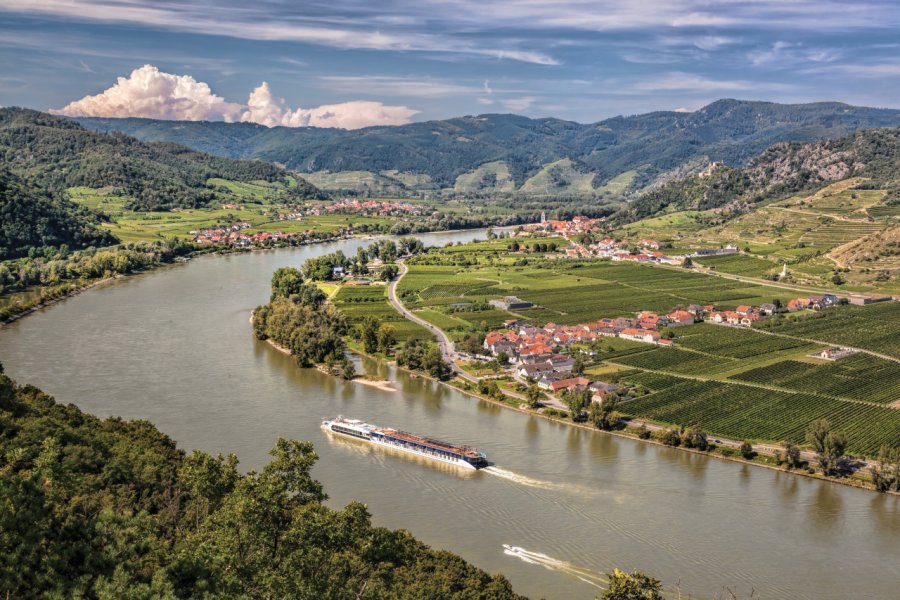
{"left": 76, "top": 99, "right": 900, "bottom": 194}
{"left": 616, "top": 126, "right": 900, "bottom": 222}
{"left": 0, "top": 107, "right": 324, "bottom": 211}
{"left": 0, "top": 166, "right": 117, "bottom": 259}
{"left": 0, "top": 367, "right": 525, "bottom": 598}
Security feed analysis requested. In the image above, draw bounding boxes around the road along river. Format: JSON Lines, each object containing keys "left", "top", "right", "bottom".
{"left": 1, "top": 229, "right": 898, "bottom": 599}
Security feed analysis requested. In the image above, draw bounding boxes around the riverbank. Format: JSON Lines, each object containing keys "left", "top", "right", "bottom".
{"left": 341, "top": 339, "right": 894, "bottom": 495}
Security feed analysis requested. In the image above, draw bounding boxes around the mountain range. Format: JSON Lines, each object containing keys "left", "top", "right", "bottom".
{"left": 76, "top": 99, "right": 900, "bottom": 196}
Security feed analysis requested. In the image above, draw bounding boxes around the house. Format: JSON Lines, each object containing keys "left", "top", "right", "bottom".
{"left": 332, "top": 266, "right": 345, "bottom": 278}
{"left": 740, "top": 314, "right": 762, "bottom": 326}
{"left": 759, "top": 303, "right": 777, "bottom": 315}
{"left": 639, "top": 239, "right": 661, "bottom": 250}
{"left": 708, "top": 311, "right": 727, "bottom": 323}
{"left": 735, "top": 305, "right": 753, "bottom": 316}
{"left": 589, "top": 381, "right": 622, "bottom": 401}
{"left": 725, "top": 311, "right": 742, "bottom": 325}
{"left": 517, "top": 363, "right": 555, "bottom": 379}
{"left": 548, "top": 377, "right": 591, "bottom": 393}
{"left": 489, "top": 296, "right": 534, "bottom": 310}
{"left": 687, "top": 304, "right": 705, "bottom": 317}
{"left": 787, "top": 298, "right": 809, "bottom": 312}
{"left": 619, "top": 328, "right": 661, "bottom": 344}
{"left": 848, "top": 294, "right": 892, "bottom": 306}
{"left": 547, "top": 354, "right": 576, "bottom": 372}
{"left": 665, "top": 310, "right": 696, "bottom": 327}
{"left": 808, "top": 294, "right": 839, "bottom": 310}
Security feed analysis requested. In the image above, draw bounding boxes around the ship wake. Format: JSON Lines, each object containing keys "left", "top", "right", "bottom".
{"left": 482, "top": 466, "right": 589, "bottom": 495}
{"left": 502, "top": 545, "right": 604, "bottom": 588}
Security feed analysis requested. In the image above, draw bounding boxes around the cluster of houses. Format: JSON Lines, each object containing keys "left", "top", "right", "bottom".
{"left": 191, "top": 223, "right": 299, "bottom": 247}
{"left": 520, "top": 214, "right": 605, "bottom": 236}
{"left": 305, "top": 199, "right": 427, "bottom": 217}
{"left": 568, "top": 238, "right": 683, "bottom": 265}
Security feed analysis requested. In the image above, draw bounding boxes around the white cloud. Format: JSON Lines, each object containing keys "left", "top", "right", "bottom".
{"left": 673, "top": 107, "right": 691, "bottom": 112}
{"left": 503, "top": 97, "right": 535, "bottom": 112}
{"left": 52, "top": 66, "right": 418, "bottom": 129}
{"left": 51, "top": 64, "right": 244, "bottom": 121}
{"left": 241, "top": 82, "right": 418, "bottom": 128}
{"left": 319, "top": 76, "right": 482, "bottom": 97}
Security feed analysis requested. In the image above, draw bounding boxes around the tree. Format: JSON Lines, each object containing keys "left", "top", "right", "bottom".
{"left": 379, "top": 263, "right": 399, "bottom": 281}
{"left": 682, "top": 256, "right": 693, "bottom": 268}
{"left": 778, "top": 440, "right": 802, "bottom": 470}
{"left": 340, "top": 357, "right": 356, "bottom": 380}
{"left": 657, "top": 428, "right": 681, "bottom": 446}
{"left": 681, "top": 425, "right": 708, "bottom": 450}
{"left": 602, "top": 568, "right": 663, "bottom": 600}
{"left": 524, "top": 383, "right": 543, "bottom": 408}
{"left": 740, "top": 441, "right": 755, "bottom": 459}
{"left": 590, "top": 395, "right": 622, "bottom": 430}
{"left": 806, "top": 420, "right": 847, "bottom": 475}
{"left": 376, "top": 324, "right": 396, "bottom": 354}
{"left": 423, "top": 346, "right": 452, "bottom": 380}
{"left": 563, "top": 388, "right": 592, "bottom": 422}
{"left": 571, "top": 355, "right": 586, "bottom": 376}
{"left": 871, "top": 445, "right": 900, "bottom": 493}
{"left": 360, "top": 316, "right": 380, "bottom": 354}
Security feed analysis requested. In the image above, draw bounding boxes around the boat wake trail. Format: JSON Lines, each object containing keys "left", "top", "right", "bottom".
{"left": 482, "top": 466, "right": 588, "bottom": 495}
{"left": 502, "top": 545, "right": 604, "bottom": 588}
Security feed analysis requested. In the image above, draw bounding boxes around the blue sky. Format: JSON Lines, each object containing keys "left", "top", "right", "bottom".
{"left": 2, "top": 1, "right": 899, "bottom": 127}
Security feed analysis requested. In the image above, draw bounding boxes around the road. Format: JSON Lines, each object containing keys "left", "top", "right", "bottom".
{"left": 387, "top": 261, "right": 876, "bottom": 474}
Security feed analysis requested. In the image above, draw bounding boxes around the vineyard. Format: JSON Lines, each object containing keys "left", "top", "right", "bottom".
{"left": 756, "top": 302, "right": 900, "bottom": 359}
{"left": 799, "top": 221, "right": 883, "bottom": 246}
{"left": 694, "top": 254, "right": 780, "bottom": 278}
{"left": 621, "top": 380, "right": 900, "bottom": 456}
{"left": 728, "top": 355, "right": 900, "bottom": 404}
{"left": 674, "top": 324, "right": 815, "bottom": 359}
{"left": 333, "top": 285, "right": 432, "bottom": 341}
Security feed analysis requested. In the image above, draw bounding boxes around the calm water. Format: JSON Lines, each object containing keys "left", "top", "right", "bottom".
{"left": 1, "top": 230, "right": 898, "bottom": 599}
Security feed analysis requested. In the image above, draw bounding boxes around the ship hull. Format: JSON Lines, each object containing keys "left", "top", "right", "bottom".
{"left": 322, "top": 419, "right": 484, "bottom": 470}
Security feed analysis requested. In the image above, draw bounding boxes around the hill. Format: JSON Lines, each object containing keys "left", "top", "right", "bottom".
{"left": 0, "top": 166, "right": 116, "bottom": 259}
{"left": 618, "top": 126, "right": 900, "bottom": 223}
{"left": 0, "top": 367, "right": 525, "bottom": 598}
{"left": 0, "top": 107, "right": 325, "bottom": 211}
{"left": 74, "top": 99, "right": 900, "bottom": 196}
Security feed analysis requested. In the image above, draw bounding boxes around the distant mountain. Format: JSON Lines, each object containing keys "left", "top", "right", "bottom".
{"left": 75, "top": 99, "right": 900, "bottom": 196}
{"left": 0, "top": 165, "right": 116, "bottom": 259}
{"left": 0, "top": 108, "right": 324, "bottom": 211}
{"left": 617, "top": 126, "right": 900, "bottom": 222}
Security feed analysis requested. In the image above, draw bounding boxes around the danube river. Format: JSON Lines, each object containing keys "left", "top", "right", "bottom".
{"left": 1, "top": 230, "right": 898, "bottom": 599}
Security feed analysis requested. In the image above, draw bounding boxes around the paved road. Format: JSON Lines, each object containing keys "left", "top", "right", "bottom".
{"left": 387, "top": 261, "right": 875, "bottom": 473}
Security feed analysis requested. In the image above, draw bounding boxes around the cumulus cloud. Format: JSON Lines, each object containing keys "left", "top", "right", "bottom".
{"left": 240, "top": 82, "right": 418, "bottom": 129}
{"left": 51, "top": 64, "right": 244, "bottom": 121}
{"left": 52, "top": 66, "right": 417, "bottom": 129}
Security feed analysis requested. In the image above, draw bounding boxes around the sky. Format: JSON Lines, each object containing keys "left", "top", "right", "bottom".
{"left": 1, "top": 0, "right": 900, "bottom": 128}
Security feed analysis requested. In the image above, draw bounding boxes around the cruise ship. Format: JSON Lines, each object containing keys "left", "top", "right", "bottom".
{"left": 322, "top": 416, "right": 488, "bottom": 470}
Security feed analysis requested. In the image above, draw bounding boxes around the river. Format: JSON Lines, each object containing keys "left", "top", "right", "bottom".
{"left": 1, "top": 229, "right": 898, "bottom": 599}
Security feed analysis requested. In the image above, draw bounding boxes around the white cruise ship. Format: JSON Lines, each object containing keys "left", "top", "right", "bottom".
{"left": 322, "top": 416, "right": 488, "bottom": 470}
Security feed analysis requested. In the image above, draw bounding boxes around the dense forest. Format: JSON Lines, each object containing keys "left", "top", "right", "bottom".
{"left": 617, "top": 126, "right": 900, "bottom": 223}
{"left": 0, "top": 366, "right": 525, "bottom": 598}
{"left": 0, "top": 165, "right": 117, "bottom": 259}
{"left": 252, "top": 268, "right": 349, "bottom": 367}
{"left": 0, "top": 107, "right": 325, "bottom": 211}
{"left": 77, "top": 99, "right": 900, "bottom": 192}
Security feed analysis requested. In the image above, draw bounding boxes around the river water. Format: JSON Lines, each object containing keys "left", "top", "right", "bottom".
{"left": 1, "top": 229, "right": 898, "bottom": 599}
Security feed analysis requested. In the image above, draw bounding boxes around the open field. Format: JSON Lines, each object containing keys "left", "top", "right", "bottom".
{"left": 333, "top": 284, "right": 432, "bottom": 342}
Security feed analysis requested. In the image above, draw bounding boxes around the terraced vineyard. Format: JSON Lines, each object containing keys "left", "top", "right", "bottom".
{"left": 756, "top": 302, "right": 900, "bottom": 360}
{"left": 729, "top": 354, "right": 900, "bottom": 404}
{"left": 799, "top": 221, "right": 883, "bottom": 246}
{"left": 866, "top": 204, "right": 900, "bottom": 218}
{"left": 622, "top": 380, "right": 900, "bottom": 456}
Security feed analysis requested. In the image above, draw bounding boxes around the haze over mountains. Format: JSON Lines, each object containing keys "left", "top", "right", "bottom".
{"left": 76, "top": 99, "right": 900, "bottom": 196}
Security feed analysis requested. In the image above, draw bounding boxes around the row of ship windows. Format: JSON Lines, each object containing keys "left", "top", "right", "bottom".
{"left": 378, "top": 437, "right": 460, "bottom": 460}
{"left": 332, "top": 425, "right": 370, "bottom": 440}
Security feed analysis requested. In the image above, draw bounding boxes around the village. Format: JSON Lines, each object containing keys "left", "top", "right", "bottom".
{"left": 478, "top": 293, "right": 851, "bottom": 403}
{"left": 305, "top": 199, "right": 428, "bottom": 217}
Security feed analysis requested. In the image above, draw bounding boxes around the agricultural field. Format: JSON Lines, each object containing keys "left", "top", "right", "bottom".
{"left": 332, "top": 285, "right": 432, "bottom": 342}
{"left": 770, "top": 178, "right": 886, "bottom": 217}
{"left": 755, "top": 302, "right": 900, "bottom": 360}
{"left": 693, "top": 254, "right": 781, "bottom": 278}
{"left": 621, "top": 380, "right": 900, "bottom": 456}
{"left": 729, "top": 354, "right": 900, "bottom": 404}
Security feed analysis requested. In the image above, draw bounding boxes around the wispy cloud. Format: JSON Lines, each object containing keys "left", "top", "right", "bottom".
{"left": 633, "top": 72, "right": 795, "bottom": 92}
{"left": 319, "top": 76, "right": 483, "bottom": 97}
